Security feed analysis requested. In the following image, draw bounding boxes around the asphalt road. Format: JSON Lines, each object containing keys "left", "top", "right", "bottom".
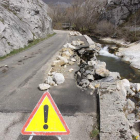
{"left": 0, "top": 30, "right": 97, "bottom": 140}
{"left": 0, "top": 30, "right": 68, "bottom": 112}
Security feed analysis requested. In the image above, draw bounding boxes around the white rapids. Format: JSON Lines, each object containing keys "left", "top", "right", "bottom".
{"left": 99, "top": 46, "right": 118, "bottom": 58}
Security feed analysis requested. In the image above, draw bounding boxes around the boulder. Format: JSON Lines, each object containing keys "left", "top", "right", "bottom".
{"left": 39, "top": 83, "right": 50, "bottom": 91}
{"left": 45, "top": 76, "right": 56, "bottom": 86}
{"left": 52, "top": 60, "right": 66, "bottom": 67}
{"left": 53, "top": 73, "right": 65, "bottom": 85}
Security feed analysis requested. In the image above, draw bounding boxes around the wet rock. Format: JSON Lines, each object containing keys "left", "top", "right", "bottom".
{"left": 53, "top": 73, "right": 65, "bottom": 85}
{"left": 79, "top": 79, "right": 90, "bottom": 88}
{"left": 39, "top": 83, "right": 50, "bottom": 91}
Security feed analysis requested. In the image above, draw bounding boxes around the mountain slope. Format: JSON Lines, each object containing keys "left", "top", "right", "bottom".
{"left": 0, "top": 0, "right": 52, "bottom": 57}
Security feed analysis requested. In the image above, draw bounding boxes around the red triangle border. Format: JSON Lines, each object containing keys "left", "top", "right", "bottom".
{"left": 21, "top": 92, "right": 70, "bottom": 136}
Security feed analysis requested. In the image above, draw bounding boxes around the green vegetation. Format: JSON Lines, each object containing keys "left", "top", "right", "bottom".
{"left": 90, "top": 127, "right": 99, "bottom": 139}
{"left": 0, "top": 33, "right": 56, "bottom": 60}
{"left": 132, "top": 135, "right": 139, "bottom": 140}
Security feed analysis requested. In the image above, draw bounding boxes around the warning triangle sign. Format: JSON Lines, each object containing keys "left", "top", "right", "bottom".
{"left": 21, "top": 92, "right": 70, "bottom": 136}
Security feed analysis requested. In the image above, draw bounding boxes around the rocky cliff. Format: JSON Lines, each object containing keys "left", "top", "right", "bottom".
{"left": 0, "top": 0, "right": 52, "bottom": 57}
{"left": 106, "top": 0, "right": 140, "bottom": 25}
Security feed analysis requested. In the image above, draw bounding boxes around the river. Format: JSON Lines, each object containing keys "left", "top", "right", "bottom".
{"left": 92, "top": 37, "right": 140, "bottom": 83}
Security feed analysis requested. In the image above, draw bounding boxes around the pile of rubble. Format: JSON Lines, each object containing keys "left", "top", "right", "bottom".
{"left": 38, "top": 31, "right": 83, "bottom": 91}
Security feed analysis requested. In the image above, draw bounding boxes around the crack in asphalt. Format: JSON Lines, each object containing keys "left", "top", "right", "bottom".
{"left": 4, "top": 113, "right": 26, "bottom": 135}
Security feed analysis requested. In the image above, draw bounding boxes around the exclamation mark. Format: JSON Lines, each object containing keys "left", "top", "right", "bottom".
{"left": 43, "top": 105, "right": 49, "bottom": 130}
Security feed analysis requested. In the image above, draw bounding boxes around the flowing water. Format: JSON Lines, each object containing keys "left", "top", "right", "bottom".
{"left": 92, "top": 38, "right": 140, "bottom": 83}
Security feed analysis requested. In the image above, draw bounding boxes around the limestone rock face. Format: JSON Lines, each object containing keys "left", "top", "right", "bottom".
{"left": 106, "top": 0, "right": 140, "bottom": 25}
{"left": 0, "top": 0, "right": 52, "bottom": 57}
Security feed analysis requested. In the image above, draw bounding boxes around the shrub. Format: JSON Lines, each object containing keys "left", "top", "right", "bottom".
{"left": 95, "top": 20, "right": 115, "bottom": 37}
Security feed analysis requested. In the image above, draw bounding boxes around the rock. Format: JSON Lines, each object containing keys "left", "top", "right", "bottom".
{"left": 95, "top": 68, "right": 110, "bottom": 77}
{"left": 122, "top": 79, "right": 130, "bottom": 88}
{"left": 87, "top": 75, "right": 94, "bottom": 81}
{"left": 68, "top": 61, "right": 75, "bottom": 65}
{"left": 126, "top": 87, "right": 135, "bottom": 96}
{"left": 88, "top": 60, "right": 97, "bottom": 66}
{"left": 52, "top": 60, "right": 65, "bottom": 67}
{"left": 135, "top": 83, "right": 140, "bottom": 92}
{"left": 53, "top": 73, "right": 65, "bottom": 85}
{"left": 63, "top": 43, "right": 76, "bottom": 49}
{"left": 85, "top": 70, "right": 95, "bottom": 76}
{"left": 61, "top": 51, "right": 71, "bottom": 58}
{"left": 72, "top": 40, "right": 84, "bottom": 46}
{"left": 69, "top": 68, "right": 74, "bottom": 72}
{"left": 57, "top": 56, "right": 68, "bottom": 64}
{"left": 39, "top": 83, "right": 50, "bottom": 91}
{"left": 89, "top": 83, "right": 95, "bottom": 90}
{"left": 79, "top": 79, "right": 90, "bottom": 88}
{"left": 45, "top": 76, "right": 56, "bottom": 86}
{"left": 125, "top": 99, "right": 135, "bottom": 113}
{"left": 130, "top": 83, "right": 140, "bottom": 92}
{"left": 109, "top": 72, "right": 121, "bottom": 79}
{"left": 117, "top": 80, "right": 127, "bottom": 97}
{"left": 100, "top": 76, "right": 114, "bottom": 82}
{"left": 84, "top": 35, "right": 95, "bottom": 45}
{"left": 71, "top": 58, "right": 76, "bottom": 62}
{"left": 106, "top": 0, "right": 140, "bottom": 25}
{"left": 134, "top": 92, "right": 140, "bottom": 99}
{"left": 0, "top": 0, "right": 52, "bottom": 57}
{"left": 126, "top": 113, "right": 136, "bottom": 126}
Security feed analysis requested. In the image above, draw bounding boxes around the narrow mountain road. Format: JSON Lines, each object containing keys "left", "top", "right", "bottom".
{"left": 0, "top": 30, "right": 97, "bottom": 140}
{"left": 0, "top": 30, "right": 68, "bottom": 112}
